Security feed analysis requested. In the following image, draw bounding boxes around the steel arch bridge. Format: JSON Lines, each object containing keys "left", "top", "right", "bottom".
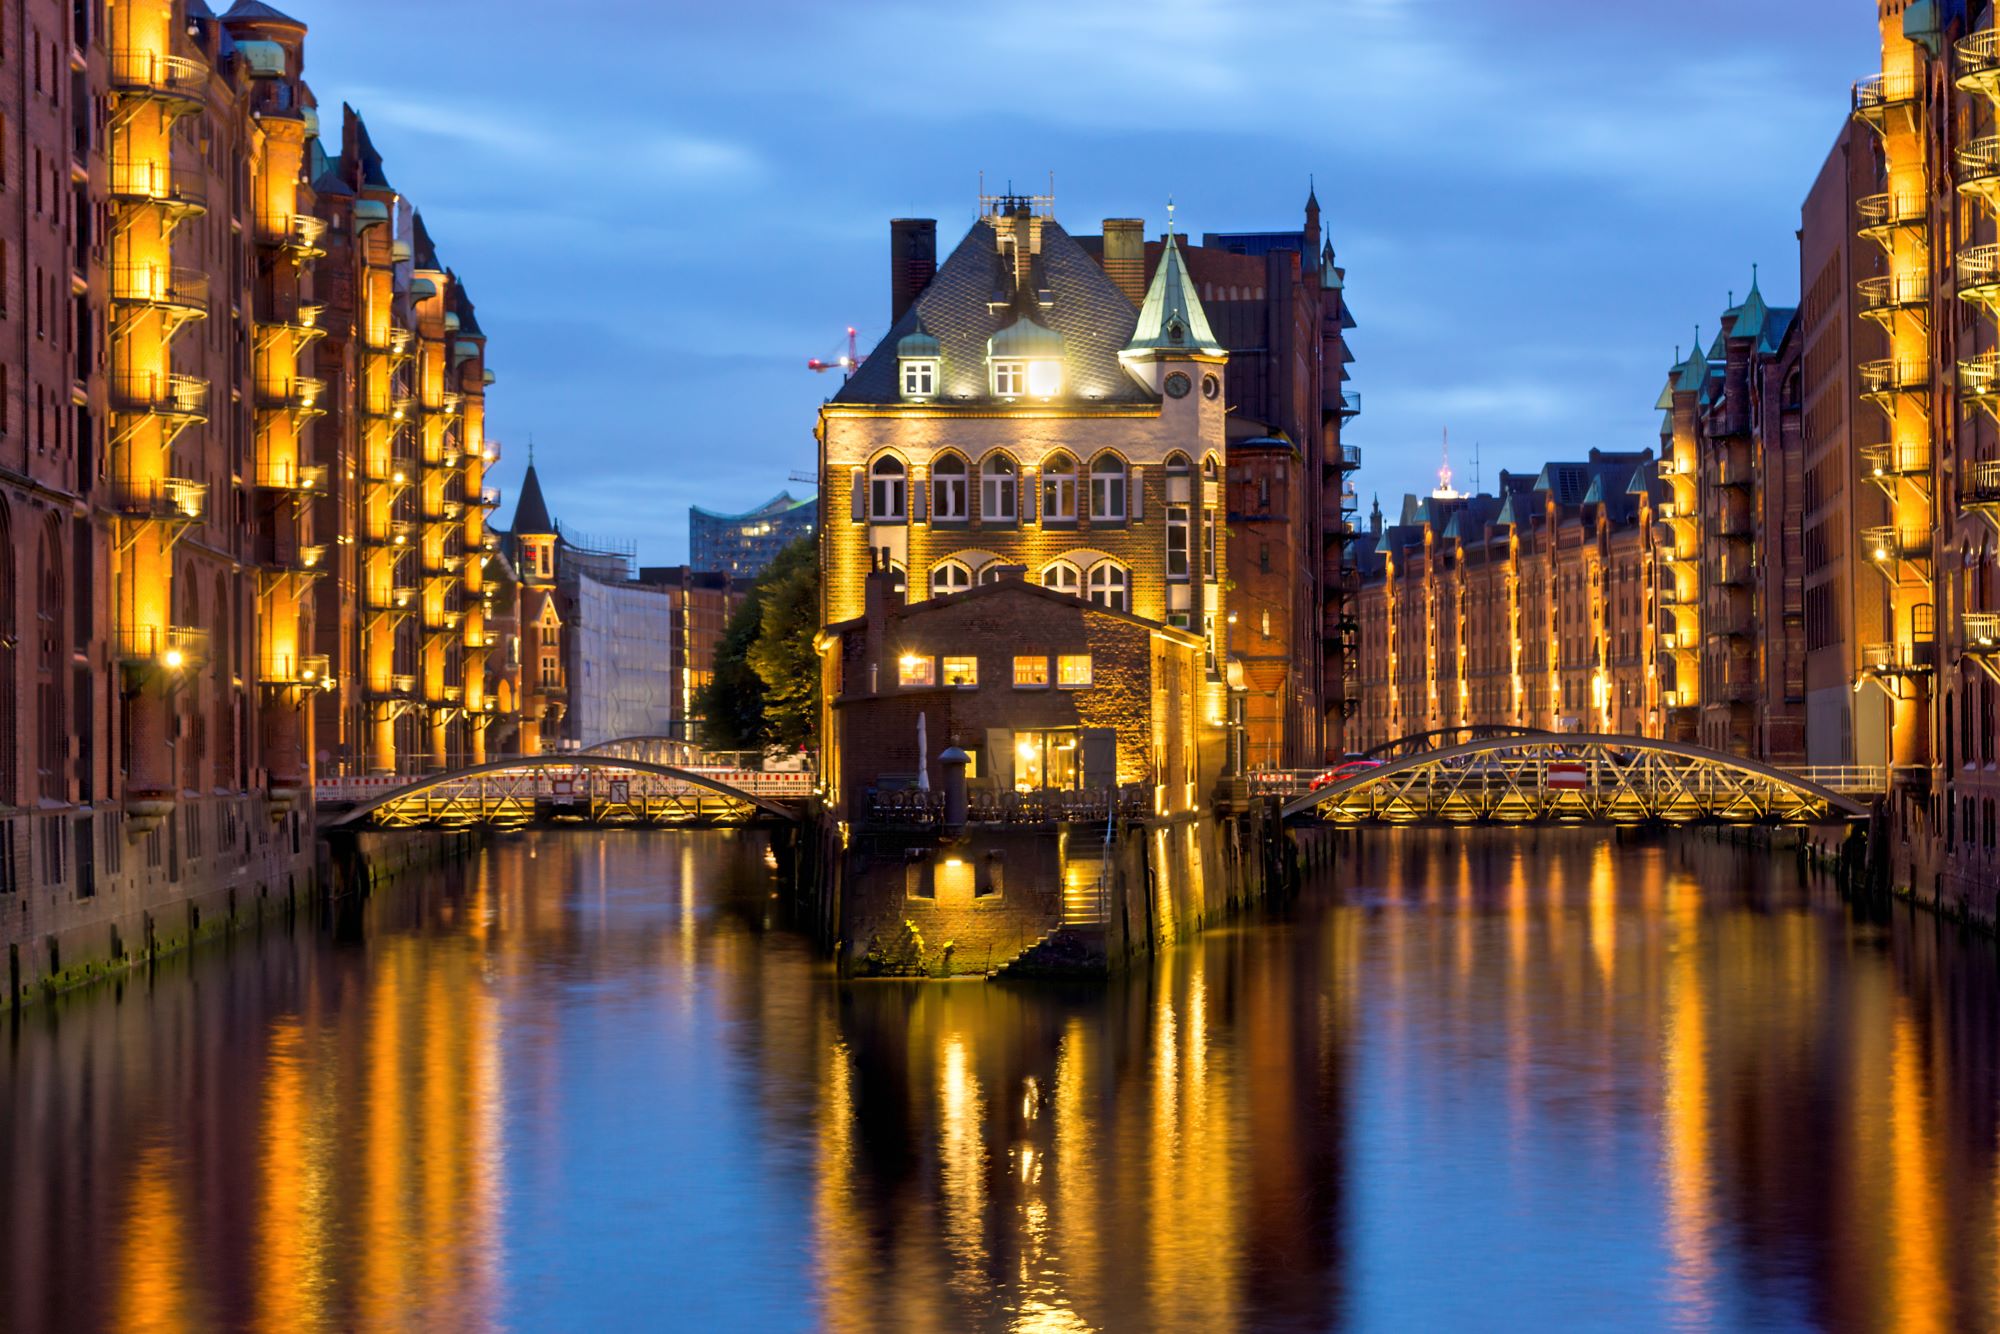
{"left": 578, "top": 735, "right": 708, "bottom": 767}
{"left": 1360, "top": 724, "right": 1539, "bottom": 762}
{"left": 1282, "top": 733, "right": 1871, "bottom": 828}
{"left": 324, "top": 755, "right": 803, "bottom": 831}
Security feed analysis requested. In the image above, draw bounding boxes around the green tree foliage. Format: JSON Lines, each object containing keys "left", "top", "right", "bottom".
{"left": 696, "top": 535, "right": 820, "bottom": 751}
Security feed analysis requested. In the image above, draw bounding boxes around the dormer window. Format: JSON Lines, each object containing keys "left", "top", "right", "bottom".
{"left": 901, "top": 359, "right": 936, "bottom": 399}
{"left": 993, "top": 360, "right": 1026, "bottom": 397}
{"left": 988, "top": 316, "right": 1064, "bottom": 400}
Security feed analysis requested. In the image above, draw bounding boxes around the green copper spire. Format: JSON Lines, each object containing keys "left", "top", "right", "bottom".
{"left": 1123, "top": 234, "right": 1223, "bottom": 357}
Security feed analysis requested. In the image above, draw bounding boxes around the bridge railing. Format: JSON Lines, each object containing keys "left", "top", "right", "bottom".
{"left": 1791, "top": 765, "right": 1888, "bottom": 796}
{"left": 316, "top": 763, "right": 814, "bottom": 807}
{"left": 864, "top": 785, "right": 1150, "bottom": 829}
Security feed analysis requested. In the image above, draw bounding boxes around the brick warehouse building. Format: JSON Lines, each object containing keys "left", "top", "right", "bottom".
{"left": 817, "top": 192, "right": 1233, "bottom": 816}
{"left": 0, "top": 1, "right": 518, "bottom": 1001}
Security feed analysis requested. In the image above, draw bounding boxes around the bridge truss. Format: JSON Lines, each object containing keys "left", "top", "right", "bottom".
{"left": 1360, "top": 724, "right": 1538, "bottom": 761}
{"left": 1282, "top": 734, "right": 1871, "bottom": 827}
{"left": 326, "top": 755, "right": 801, "bottom": 831}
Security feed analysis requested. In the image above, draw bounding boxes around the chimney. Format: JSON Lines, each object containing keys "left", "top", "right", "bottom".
{"left": 1102, "top": 218, "right": 1146, "bottom": 305}
{"left": 1012, "top": 208, "right": 1035, "bottom": 294}
{"left": 890, "top": 219, "right": 937, "bottom": 324}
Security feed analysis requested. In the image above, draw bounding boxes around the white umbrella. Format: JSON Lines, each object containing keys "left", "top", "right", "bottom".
{"left": 917, "top": 712, "right": 931, "bottom": 792}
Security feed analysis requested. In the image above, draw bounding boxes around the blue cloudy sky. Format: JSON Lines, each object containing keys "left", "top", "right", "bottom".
{"left": 285, "top": 0, "right": 1878, "bottom": 564}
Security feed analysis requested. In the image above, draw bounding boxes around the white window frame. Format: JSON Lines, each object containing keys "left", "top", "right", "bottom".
{"left": 981, "top": 455, "right": 1017, "bottom": 522}
{"left": 901, "top": 359, "right": 936, "bottom": 399}
{"left": 1042, "top": 561, "right": 1080, "bottom": 596}
{"left": 931, "top": 560, "right": 971, "bottom": 596}
{"left": 1042, "top": 457, "right": 1077, "bottom": 522}
{"left": 931, "top": 455, "right": 967, "bottom": 521}
{"left": 1090, "top": 456, "right": 1127, "bottom": 522}
{"left": 1087, "top": 562, "right": 1128, "bottom": 612}
{"left": 992, "top": 360, "right": 1025, "bottom": 397}
{"left": 1166, "top": 503, "right": 1191, "bottom": 581}
{"left": 869, "top": 457, "right": 906, "bottom": 521}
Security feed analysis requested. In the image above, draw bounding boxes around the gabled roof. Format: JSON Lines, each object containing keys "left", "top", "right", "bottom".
{"left": 348, "top": 106, "right": 392, "bottom": 192}
{"left": 833, "top": 215, "right": 1152, "bottom": 406}
{"left": 511, "top": 464, "right": 553, "bottom": 534}
{"left": 412, "top": 212, "right": 440, "bottom": 270}
{"left": 450, "top": 273, "right": 483, "bottom": 337}
{"left": 1123, "top": 235, "right": 1223, "bottom": 357}
{"left": 222, "top": 0, "right": 305, "bottom": 24}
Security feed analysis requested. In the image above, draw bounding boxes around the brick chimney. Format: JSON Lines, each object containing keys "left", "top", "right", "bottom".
{"left": 1102, "top": 218, "right": 1146, "bottom": 305}
{"left": 890, "top": 219, "right": 937, "bottom": 324}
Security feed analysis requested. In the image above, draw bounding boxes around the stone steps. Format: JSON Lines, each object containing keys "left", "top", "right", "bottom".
{"left": 989, "top": 925, "right": 1108, "bottom": 980}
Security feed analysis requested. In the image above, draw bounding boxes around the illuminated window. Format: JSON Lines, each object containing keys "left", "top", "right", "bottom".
{"left": 1166, "top": 503, "right": 1190, "bottom": 580}
{"left": 898, "top": 654, "right": 934, "bottom": 687}
{"left": 993, "top": 360, "right": 1025, "bottom": 397}
{"left": 1087, "top": 562, "right": 1128, "bottom": 612}
{"left": 981, "top": 454, "right": 1017, "bottom": 522}
{"left": 1089, "top": 454, "right": 1126, "bottom": 521}
{"left": 1042, "top": 453, "right": 1077, "bottom": 522}
{"left": 931, "top": 560, "right": 971, "bottom": 595}
{"left": 1013, "top": 656, "right": 1050, "bottom": 688}
{"left": 942, "top": 656, "right": 978, "bottom": 687}
{"left": 1057, "top": 654, "right": 1092, "bottom": 688}
{"left": 1026, "top": 360, "right": 1061, "bottom": 397}
{"left": 931, "top": 454, "right": 967, "bottom": 520}
{"left": 901, "top": 359, "right": 936, "bottom": 398}
{"left": 869, "top": 456, "right": 906, "bottom": 520}
{"left": 1042, "top": 561, "right": 1080, "bottom": 596}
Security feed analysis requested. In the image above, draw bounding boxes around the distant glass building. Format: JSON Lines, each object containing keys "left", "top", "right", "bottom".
{"left": 689, "top": 492, "right": 816, "bottom": 580}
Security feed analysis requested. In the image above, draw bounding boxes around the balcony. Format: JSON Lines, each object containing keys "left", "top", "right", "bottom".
{"left": 421, "top": 552, "right": 466, "bottom": 578}
{"left": 1706, "top": 603, "right": 1754, "bottom": 636}
{"left": 108, "top": 475, "right": 206, "bottom": 524}
{"left": 464, "top": 628, "right": 500, "bottom": 650}
{"left": 254, "top": 212, "right": 328, "bottom": 256}
{"left": 1959, "top": 28, "right": 2000, "bottom": 98}
{"left": 425, "top": 685, "right": 465, "bottom": 708}
{"left": 363, "top": 457, "right": 413, "bottom": 489}
{"left": 255, "top": 461, "right": 327, "bottom": 493}
{"left": 1853, "top": 70, "right": 1920, "bottom": 125}
{"left": 365, "top": 586, "right": 418, "bottom": 615}
{"left": 1861, "top": 524, "right": 1931, "bottom": 566}
{"left": 1960, "top": 135, "right": 2000, "bottom": 206}
{"left": 367, "top": 674, "right": 418, "bottom": 699}
{"left": 1714, "top": 508, "right": 1755, "bottom": 540}
{"left": 389, "top": 327, "right": 416, "bottom": 361}
{"left": 1861, "top": 441, "right": 1932, "bottom": 481}
{"left": 479, "top": 485, "right": 503, "bottom": 510}
{"left": 1714, "top": 456, "right": 1756, "bottom": 490}
{"left": 1960, "top": 245, "right": 2000, "bottom": 310}
{"left": 1860, "top": 357, "right": 1928, "bottom": 401}
{"left": 1856, "top": 191, "right": 1925, "bottom": 242}
{"left": 1858, "top": 271, "right": 1929, "bottom": 319}
{"left": 255, "top": 375, "right": 326, "bottom": 414}
{"left": 117, "top": 623, "right": 208, "bottom": 670}
{"left": 1965, "top": 611, "right": 2000, "bottom": 666}
{"left": 365, "top": 519, "right": 419, "bottom": 549}
{"left": 109, "top": 49, "right": 206, "bottom": 105}
{"left": 1862, "top": 640, "right": 1937, "bottom": 675}
{"left": 260, "top": 653, "right": 332, "bottom": 688}
{"left": 112, "top": 264, "right": 210, "bottom": 318}
{"left": 421, "top": 499, "right": 466, "bottom": 523}
{"left": 107, "top": 157, "right": 206, "bottom": 216}
{"left": 1339, "top": 392, "right": 1362, "bottom": 421}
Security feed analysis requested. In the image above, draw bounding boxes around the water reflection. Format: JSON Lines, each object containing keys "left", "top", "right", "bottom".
{"left": 3, "top": 829, "right": 2000, "bottom": 1330}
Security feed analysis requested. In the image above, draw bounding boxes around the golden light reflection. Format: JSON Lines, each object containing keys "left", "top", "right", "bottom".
{"left": 256, "top": 1018, "right": 330, "bottom": 1332}
{"left": 939, "top": 1033, "right": 990, "bottom": 1297}
{"left": 117, "top": 1141, "right": 197, "bottom": 1334}
{"left": 1661, "top": 872, "right": 1715, "bottom": 1322}
{"left": 1886, "top": 1008, "right": 1950, "bottom": 1332}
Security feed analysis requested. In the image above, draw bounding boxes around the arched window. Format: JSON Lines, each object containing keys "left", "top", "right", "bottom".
{"left": 1089, "top": 454, "right": 1127, "bottom": 522}
{"left": 931, "top": 559, "right": 971, "bottom": 595}
{"left": 1165, "top": 451, "right": 1191, "bottom": 473}
{"left": 978, "top": 563, "right": 1009, "bottom": 585}
{"left": 1042, "top": 453, "right": 1077, "bottom": 523}
{"left": 869, "top": 456, "right": 906, "bottom": 521}
{"left": 1042, "top": 561, "right": 1080, "bottom": 596}
{"left": 1201, "top": 453, "right": 1220, "bottom": 479}
{"left": 1087, "top": 562, "right": 1129, "bottom": 612}
{"left": 931, "top": 454, "right": 967, "bottom": 521}
{"left": 981, "top": 454, "right": 1017, "bottom": 523}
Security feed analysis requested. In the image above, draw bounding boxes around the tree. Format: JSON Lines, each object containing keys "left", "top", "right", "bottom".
{"left": 696, "top": 534, "right": 820, "bottom": 752}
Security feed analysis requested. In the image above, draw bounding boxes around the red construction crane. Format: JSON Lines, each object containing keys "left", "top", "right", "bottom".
{"left": 808, "top": 326, "right": 862, "bottom": 377}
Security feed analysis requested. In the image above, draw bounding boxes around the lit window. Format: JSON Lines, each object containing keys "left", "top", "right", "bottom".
{"left": 1013, "top": 656, "right": 1050, "bottom": 688}
{"left": 1057, "top": 654, "right": 1092, "bottom": 688}
{"left": 898, "top": 654, "right": 935, "bottom": 687}
{"left": 1090, "top": 454, "right": 1126, "bottom": 521}
{"left": 981, "top": 454, "right": 1017, "bottom": 522}
{"left": 993, "top": 360, "right": 1025, "bottom": 397}
{"left": 943, "top": 656, "right": 978, "bottom": 687}
{"left": 1203, "top": 508, "right": 1217, "bottom": 579}
{"left": 1042, "top": 561, "right": 1080, "bottom": 596}
{"left": 869, "top": 456, "right": 906, "bottom": 521}
{"left": 901, "top": 359, "right": 936, "bottom": 398}
{"left": 931, "top": 454, "right": 967, "bottom": 521}
{"left": 1087, "top": 562, "right": 1128, "bottom": 612}
{"left": 1026, "top": 360, "right": 1061, "bottom": 397}
{"left": 1042, "top": 453, "right": 1077, "bottom": 522}
{"left": 931, "top": 560, "right": 971, "bottom": 595}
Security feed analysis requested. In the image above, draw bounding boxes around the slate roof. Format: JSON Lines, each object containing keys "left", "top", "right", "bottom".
{"left": 348, "top": 106, "right": 392, "bottom": 192}
{"left": 412, "top": 212, "right": 440, "bottom": 270}
{"left": 222, "top": 0, "right": 305, "bottom": 24}
{"left": 833, "top": 215, "right": 1154, "bottom": 407}
{"left": 511, "top": 464, "right": 553, "bottom": 534}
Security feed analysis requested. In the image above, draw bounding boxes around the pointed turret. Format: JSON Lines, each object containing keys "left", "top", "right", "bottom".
{"left": 1122, "top": 235, "right": 1223, "bottom": 359}
{"left": 1730, "top": 266, "right": 1770, "bottom": 343}
{"left": 511, "top": 461, "right": 553, "bottom": 536}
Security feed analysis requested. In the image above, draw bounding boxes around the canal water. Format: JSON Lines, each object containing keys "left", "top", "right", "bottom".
{"left": 4, "top": 830, "right": 1998, "bottom": 1332}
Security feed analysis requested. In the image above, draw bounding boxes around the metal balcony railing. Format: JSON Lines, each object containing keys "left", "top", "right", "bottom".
{"left": 1854, "top": 70, "right": 1920, "bottom": 117}
{"left": 255, "top": 375, "right": 326, "bottom": 411}
{"left": 464, "top": 628, "right": 500, "bottom": 650}
{"left": 479, "top": 485, "right": 503, "bottom": 509}
{"left": 107, "top": 157, "right": 206, "bottom": 213}
{"left": 1858, "top": 272, "right": 1929, "bottom": 315}
{"left": 108, "top": 49, "right": 207, "bottom": 101}
{"left": 1862, "top": 640, "right": 1937, "bottom": 674}
{"left": 1965, "top": 612, "right": 2000, "bottom": 650}
{"left": 426, "top": 684, "right": 465, "bottom": 707}
{"left": 1960, "top": 29, "right": 2000, "bottom": 85}
{"left": 255, "top": 461, "right": 327, "bottom": 493}
{"left": 1862, "top": 525, "right": 1931, "bottom": 564}
{"left": 1861, "top": 441, "right": 1932, "bottom": 479}
{"left": 112, "top": 263, "right": 210, "bottom": 313}
{"left": 108, "top": 475, "right": 206, "bottom": 522}
{"left": 110, "top": 371, "right": 209, "bottom": 419}
{"left": 365, "top": 586, "right": 418, "bottom": 614}
{"left": 117, "top": 623, "right": 208, "bottom": 668}
{"left": 261, "top": 653, "right": 332, "bottom": 687}
{"left": 420, "top": 605, "right": 464, "bottom": 632}
{"left": 1962, "top": 459, "right": 2000, "bottom": 504}
{"left": 254, "top": 212, "right": 328, "bottom": 254}
{"left": 1340, "top": 393, "right": 1362, "bottom": 420}
{"left": 367, "top": 674, "right": 417, "bottom": 698}
{"left": 1960, "top": 136, "right": 2000, "bottom": 199}
{"left": 1860, "top": 358, "right": 1928, "bottom": 396}
{"left": 1960, "top": 245, "right": 2000, "bottom": 304}
{"left": 365, "top": 520, "right": 419, "bottom": 548}
{"left": 1857, "top": 191, "right": 1925, "bottom": 233}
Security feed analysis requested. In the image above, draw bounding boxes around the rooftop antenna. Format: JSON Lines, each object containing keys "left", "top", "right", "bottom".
{"left": 1166, "top": 195, "right": 1176, "bottom": 238}
{"left": 1473, "top": 440, "right": 1482, "bottom": 493}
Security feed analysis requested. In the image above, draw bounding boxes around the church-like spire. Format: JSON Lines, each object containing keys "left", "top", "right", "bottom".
{"left": 1123, "top": 233, "right": 1223, "bottom": 358}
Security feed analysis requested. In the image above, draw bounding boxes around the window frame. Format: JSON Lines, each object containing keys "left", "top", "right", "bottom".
{"left": 1012, "top": 655, "right": 1050, "bottom": 689}
{"left": 901, "top": 358, "right": 936, "bottom": 399}
{"left": 930, "top": 559, "right": 971, "bottom": 596}
{"left": 1042, "top": 454, "right": 1078, "bottom": 523}
{"left": 898, "top": 654, "right": 936, "bottom": 688}
{"left": 942, "top": 656, "right": 978, "bottom": 687}
{"left": 1041, "top": 561, "right": 1080, "bottom": 596}
{"left": 1166, "top": 503, "right": 1191, "bottom": 581}
{"left": 980, "top": 454, "right": 1017, "bottom": 523}
{"left": 930, "top": 453, "right": 967, "bottom": 522}
{"left": 992, "top": 360, "right": 1025, "bottom": 397}
{"left": 869, "top": 456, "right": 907, "bottom": 522}
{"left": 1057, "top": 654, "right": 1092, "bottom": 689}
{"left": 1089, "top": 455, "right": 1127, "bottom": 523}
{"left": 1086, "top": 561, "right": 1128, "bottom": 612}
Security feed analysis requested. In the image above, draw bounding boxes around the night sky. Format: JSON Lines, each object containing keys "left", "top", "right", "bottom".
{"left": 284, "top": 0, "right": 1879, "bottom": 564}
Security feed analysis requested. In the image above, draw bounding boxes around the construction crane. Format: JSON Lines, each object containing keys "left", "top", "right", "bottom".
{"left": 808, "top": 326, "right": 862, "bottom": 377}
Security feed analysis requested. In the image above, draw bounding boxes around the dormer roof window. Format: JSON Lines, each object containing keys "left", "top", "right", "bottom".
{"left": 897, "top": 325, "right": 941, "bottom": 401}
{"left": 988, "top": 316, "right": 1064, "bottom": 400}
